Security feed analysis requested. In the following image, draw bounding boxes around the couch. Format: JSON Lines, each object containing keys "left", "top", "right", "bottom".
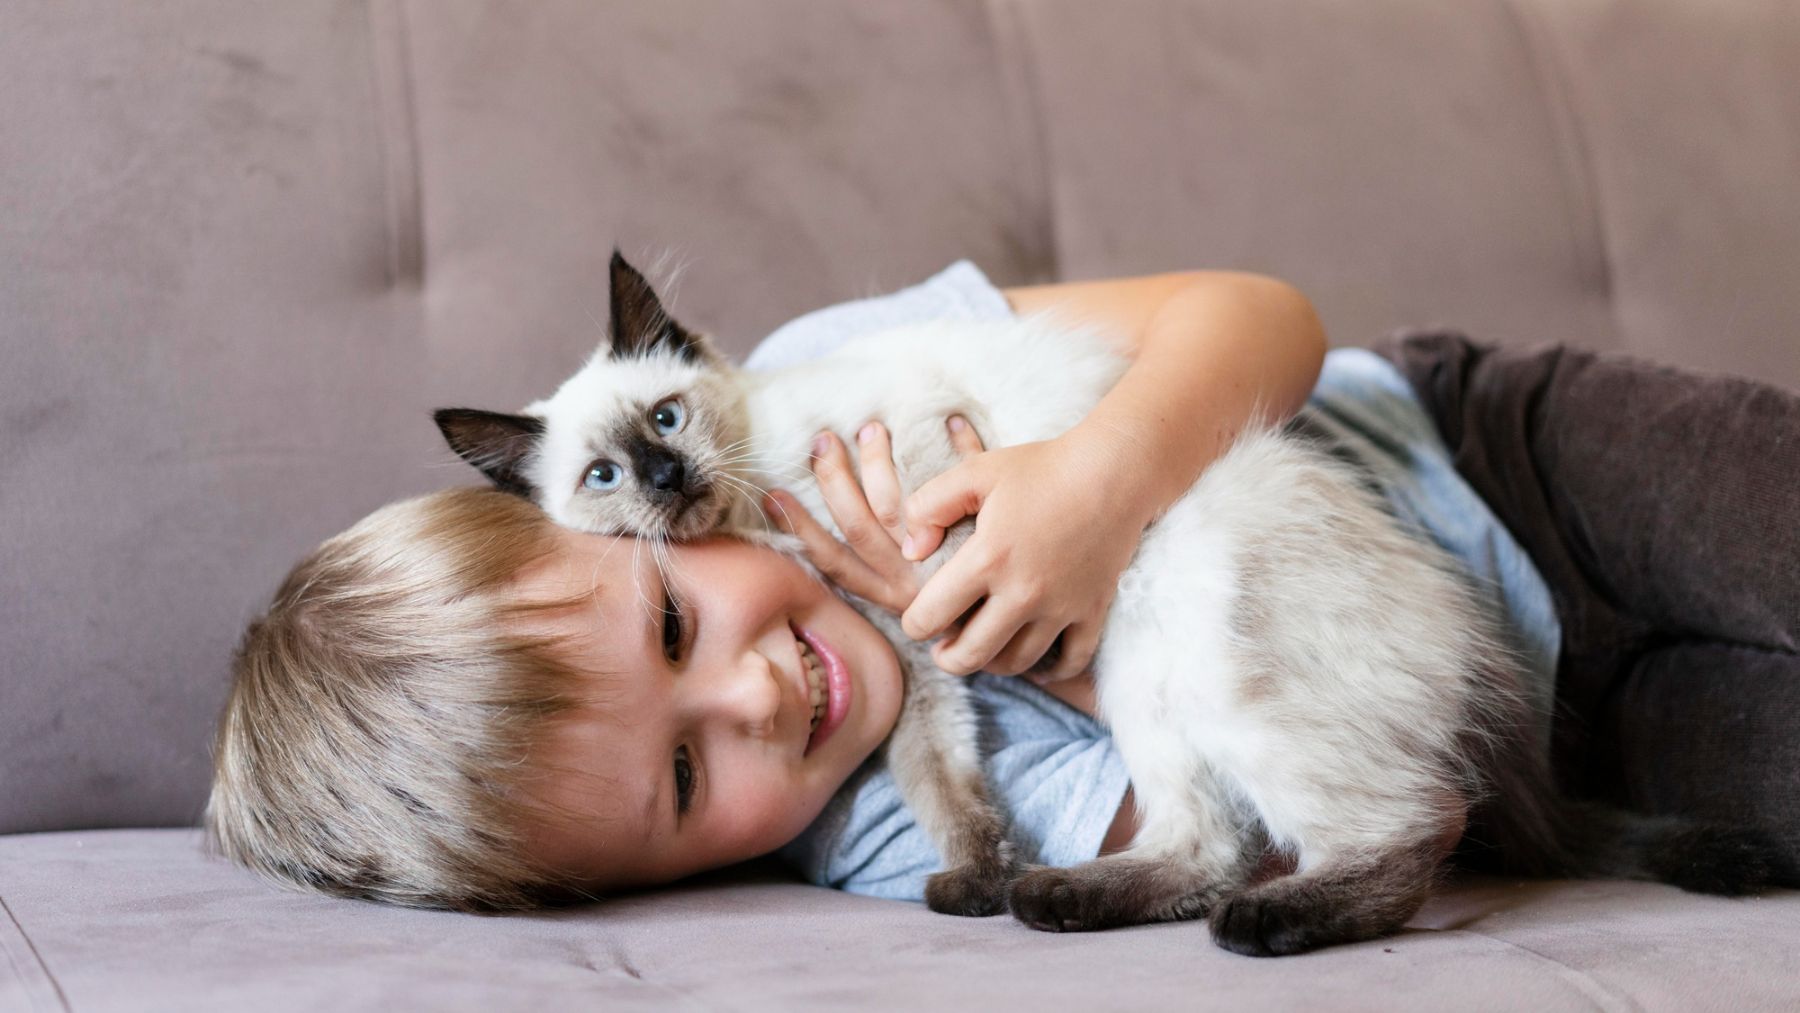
{"left": 4, "top": 1, "right": 1798, "bottom": 1009}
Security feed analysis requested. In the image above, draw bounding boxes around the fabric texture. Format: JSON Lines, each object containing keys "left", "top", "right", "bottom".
{"left": 759, "top": 262, "right": 1560, "bottom": 900}
{"left": 1376, "top": 330, "right": 1800, "bottom": 846}
{"left": 5, "top": 829, "right": 1800, "bottom": 1011}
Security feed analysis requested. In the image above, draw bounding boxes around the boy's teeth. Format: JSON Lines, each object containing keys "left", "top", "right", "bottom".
{"left": 801, "top": 640, "right": 827, "bottom": 731}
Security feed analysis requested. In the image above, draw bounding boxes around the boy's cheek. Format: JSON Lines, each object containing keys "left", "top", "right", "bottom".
{"left": 704, "top": 783, "right": 805, "bottom": 860}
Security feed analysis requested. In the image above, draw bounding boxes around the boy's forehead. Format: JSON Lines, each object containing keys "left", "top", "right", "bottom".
{"left": 513, "top": 531, "right": 657, "bottom": 645}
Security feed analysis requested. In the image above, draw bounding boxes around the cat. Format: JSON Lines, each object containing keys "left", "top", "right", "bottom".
{"left": 438, "top": 252, "right": 1789, "bottom": 953}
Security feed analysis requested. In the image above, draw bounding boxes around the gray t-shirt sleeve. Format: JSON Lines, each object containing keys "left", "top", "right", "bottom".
{"left": 744, "top": 260, "right": 1015, "bottom": 371}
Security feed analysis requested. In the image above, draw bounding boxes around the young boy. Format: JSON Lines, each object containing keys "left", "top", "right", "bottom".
{"left": 208, "top": 263, "right": 1799, "bottom": 911}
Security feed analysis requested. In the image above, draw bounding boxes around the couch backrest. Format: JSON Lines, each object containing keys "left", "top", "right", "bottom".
{"left": 4, "top": 0, "right": 1797, "bottom": 833}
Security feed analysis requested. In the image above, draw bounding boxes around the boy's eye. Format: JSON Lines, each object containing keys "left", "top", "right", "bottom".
{"left": 674, "top": 745, "right": 696, "bottom": 815}
{"left": 661, "top": 589, "right": 684, "bottom": 661}
{"left": 651, "top": 398, "right": 685, "bottom": 436}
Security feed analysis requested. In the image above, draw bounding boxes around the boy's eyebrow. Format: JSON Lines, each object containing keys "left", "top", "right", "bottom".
{"left": 642, "top": 780, "right": 661, "bottom": 844}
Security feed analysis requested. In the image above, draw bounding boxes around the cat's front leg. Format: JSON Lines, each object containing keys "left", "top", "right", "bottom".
{"left": 884, "top": 648, "right": 1016, "bottom": 917}
{"left": 1009, "top": 851, "right": 1238, "bottom": 932}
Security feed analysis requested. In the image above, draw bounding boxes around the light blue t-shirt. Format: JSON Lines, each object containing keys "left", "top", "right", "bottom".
{"left": 751, "top": 262, "right": 1561, "bottom": 901}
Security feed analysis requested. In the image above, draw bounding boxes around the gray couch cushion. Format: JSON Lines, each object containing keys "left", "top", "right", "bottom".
{"left": 3, "top": 830, "right": 1799, "bottom": 1010}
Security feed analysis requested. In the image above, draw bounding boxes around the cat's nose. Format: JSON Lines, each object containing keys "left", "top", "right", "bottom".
{"left": 646, "top": 453, "right": 686, "bottom": 493}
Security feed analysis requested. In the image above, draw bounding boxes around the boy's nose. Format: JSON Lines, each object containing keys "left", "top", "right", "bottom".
{"left": 707, "top": 651, "right": 783, "bottom": 737}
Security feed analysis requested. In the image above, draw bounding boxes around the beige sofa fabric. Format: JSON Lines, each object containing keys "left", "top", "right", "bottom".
{"left": 3, "top": 830, "right": 1799, "bottom": 1010}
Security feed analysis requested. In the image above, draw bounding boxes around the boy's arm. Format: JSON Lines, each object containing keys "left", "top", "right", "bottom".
{"left": 900, "top": 272, "right": 1328, "bottom": 680}
{"left": 1007, "top": 271, "right": 1327, "bottom": 522}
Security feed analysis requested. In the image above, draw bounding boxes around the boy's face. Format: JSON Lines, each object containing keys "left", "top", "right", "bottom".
{"left": 515, "top": 525, "right": 903, "bottom": 892}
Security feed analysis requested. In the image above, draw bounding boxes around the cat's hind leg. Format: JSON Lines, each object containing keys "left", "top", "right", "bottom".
{"left": 1207, "top": 800, "right": 1464, "bottom": 957}
{"left": 1010, "top": 762, "right": 1254, "bottom": 931}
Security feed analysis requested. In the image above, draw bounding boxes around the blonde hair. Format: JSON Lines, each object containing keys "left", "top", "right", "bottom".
{"left": 206, "top": 487, "right": 590, "bottom": 911}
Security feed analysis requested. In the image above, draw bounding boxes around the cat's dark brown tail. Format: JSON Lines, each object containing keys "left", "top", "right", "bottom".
{"left": 1457, "top": 728, "right": 1799, "bottom": 894}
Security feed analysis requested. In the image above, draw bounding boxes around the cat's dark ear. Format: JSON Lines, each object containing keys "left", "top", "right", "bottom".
{"left": 433, "top": 408, "right": 545, "bottom": 499}
{"left": 608, "top": 249, "right": 708, "bottom": 363}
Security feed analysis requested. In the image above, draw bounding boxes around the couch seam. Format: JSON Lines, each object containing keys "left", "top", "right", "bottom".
{"left": 366, "top": 0, "right": 426, "bottom": 288}
{"left": 1493, "top": 0, "right": 1622, "bottom": 346}
{"left": 1444, "top": 927, "right": 1642, "bottom": 1013}
{"left": 0, "top": 895, "right": 71, "bottom": 1013}
{"left": 983, "top": 0, "right": 1061, "bottom": 283}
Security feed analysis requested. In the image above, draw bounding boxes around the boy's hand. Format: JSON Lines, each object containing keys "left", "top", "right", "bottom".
{"left": 762, "top": 419, "right": 986, "bottom": 619}
{"left": 901, "top": 422, "right": 1153, "bottom": 681}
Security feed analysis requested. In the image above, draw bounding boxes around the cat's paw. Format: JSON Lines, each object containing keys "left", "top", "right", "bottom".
{"left": 1008, "top": 865, "right": 1089, "bottom": 932}
{"left": 1208, "top": 891, "right": 1326, "bottom": 957}
{"left": 1010, "top": 863, "right": 1167, "bottom": 932}
{"left": 925, "top": 861, "right": 1013, "bottom": 917}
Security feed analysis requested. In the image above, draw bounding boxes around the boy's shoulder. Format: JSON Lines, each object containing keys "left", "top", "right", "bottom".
{"left": 746, "top": 261, "right": 1012, "bottom": 371}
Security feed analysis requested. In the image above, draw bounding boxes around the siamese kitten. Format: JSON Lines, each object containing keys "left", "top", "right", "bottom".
{"left": 439, "top": 253, "right": 1787, "bottom": 953}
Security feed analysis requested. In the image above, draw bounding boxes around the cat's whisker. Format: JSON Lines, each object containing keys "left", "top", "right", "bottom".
{"left": 715, "top": 471, "right": 780, "bottom": 514}
{"left": 629, "top": 534, "right": 663, "bottom": 632}
{"left": 715, "top": 475, "right": 771, "bottom": 527}
{"left": 712, "top": 434, "right": 760, "bottom": 456}
{"left": 711, "top": 452, "right": 815, "bottom": 482}
{"left": 584, "top": 528, "right": 625, "bottom": 609}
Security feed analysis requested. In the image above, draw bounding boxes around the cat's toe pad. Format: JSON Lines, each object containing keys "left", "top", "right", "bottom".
{"left": 1008, "top": 865, "right": 1105, "bottom": 932}
{"left": 1208, "top": 892, "right": 1317, "bottom": 957}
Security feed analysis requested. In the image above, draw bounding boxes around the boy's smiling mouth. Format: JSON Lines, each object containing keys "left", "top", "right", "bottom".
{"left": 793, "top": 622, "right": 852, "bottom": 756}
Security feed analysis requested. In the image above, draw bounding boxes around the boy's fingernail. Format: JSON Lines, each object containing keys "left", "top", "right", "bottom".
{"left": 901, "top": 534, "right": 915, "bottom": 558}
{"left": 812, "top": 433, "right": 830, "bottom": 457}
{"left": 858, "top": 422, "right": 877, "bottom": 443}
{"left": 947, "top": 416, "right": 967, "bottom": 434}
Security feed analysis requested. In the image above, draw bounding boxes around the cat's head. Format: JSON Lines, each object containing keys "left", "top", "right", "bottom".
{"left": 435, "top": 251, "right": 748, "bottom": 540}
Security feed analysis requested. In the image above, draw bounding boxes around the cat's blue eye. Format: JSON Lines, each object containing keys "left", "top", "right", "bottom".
{"left": 583, "top": 460, "right": 622, "bottom": 491}
{"left": 651, "top": 398, "right": 685, "bottom": 436}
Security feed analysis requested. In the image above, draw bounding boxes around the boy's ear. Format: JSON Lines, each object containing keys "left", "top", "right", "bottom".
{"left": 607, "top": 249, "right": 714, "bottom": 364}
{"left": 432, "top": 408, "right": 545, "bottom": 499}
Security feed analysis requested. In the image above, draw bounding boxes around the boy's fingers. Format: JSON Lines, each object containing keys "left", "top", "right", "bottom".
{"left": 854, "top": 421, "right": 907, "bottom": 544}
{"left": 902, "top": 465, "right": 988, "bottom": 562}
{"left": 763, "top": 489, "right": 867, "bottom": 579}
{"left": 762, "top": 490, "right": 882, "bottom": 598}
{"left": 1035, "top": 623, "right": 1100, "bottom": 685}
{"left": 901, "top": 542, "right": 990, "bottom": 641}
{"left": 946, "top": 415, "right": 986, "bottom": 458}
{"left": 986, "top": 620, "right": 1063, "bottom": 678}
{"left": 810, "top": 431, "right": 895, "bottom": 564}
{"left": 930, "top": 595, "right": 1024, "bottom": 676}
